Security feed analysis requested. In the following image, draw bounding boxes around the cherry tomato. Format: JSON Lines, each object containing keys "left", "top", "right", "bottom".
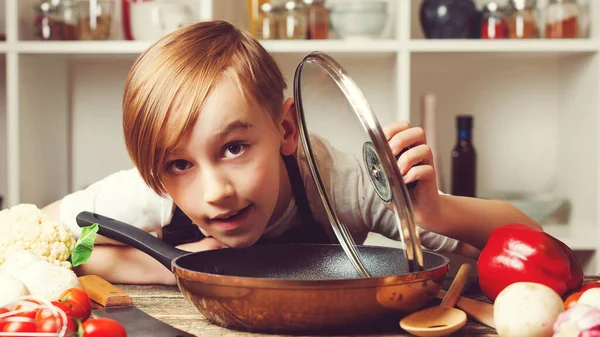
{"left": 60, "top": 288, "right": 92, "bottom": 321}
{"left": 0, "top": 307, "right": 9, "bottom": 331}
{"left": 35, "top": 301, "right": 72, "bottom": 322}
{"left": 579, "top": 282, "right": 600, "bottom": 293}
{"left": 36, "top": 315, "right": 76, "bottom": 334}
{"left": 12, "top": 301, "right": 39, "bottom": 319}
{"left": 2, "top": 321, "right": 37, "bottom": 334}
{"left": 564, "top": 291, "right": 584, "bottom": 310}
{"left": 81, "top": 318, "right": 127, "bottom": 337}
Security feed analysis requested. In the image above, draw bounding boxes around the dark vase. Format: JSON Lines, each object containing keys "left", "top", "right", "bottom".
{"left": 420, "top": 0, "right": 478, "bottom": 39}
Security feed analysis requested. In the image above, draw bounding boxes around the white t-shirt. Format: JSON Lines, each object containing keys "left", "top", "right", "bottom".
{"left": 60, "top": 135, "right": 459, "bottom": 253}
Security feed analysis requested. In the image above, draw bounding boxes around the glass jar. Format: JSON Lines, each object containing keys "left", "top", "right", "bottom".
{"left": 258, "top": 2, "right": 278, "bottom": 39}
{"left": 481, "top": 2, "right": 507, "bottom": 39}
{"left": 248, "top": 0, "right": 269, "bottom": 38}
{"left": 304, "top": 0, "right": 328, "bottom": 39}
{"left": 59, "top": 0, "right": 78, "bottom": 40}
{"left": 34, "top": 1, "right": 63, "bottom": 40}
{"left": 278, "top": 0, "right": 308, "bottom": 40}
{"left": 75, "top": 0, "right": 114, "bottom": 40}
{"left": 507, "top": 0, "right": 539, "bottom": 38}
{"left": 544, "top": 0, "right": 579, "bottom": 38}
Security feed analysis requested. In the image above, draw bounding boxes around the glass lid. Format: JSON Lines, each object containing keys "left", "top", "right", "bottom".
{"left": 293, "top": 52, "right": 424, "bottom": 274}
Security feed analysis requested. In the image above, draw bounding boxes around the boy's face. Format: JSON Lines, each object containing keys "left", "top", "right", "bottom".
{"left": 160, "top": 77, "right": 298, "bottom": 248}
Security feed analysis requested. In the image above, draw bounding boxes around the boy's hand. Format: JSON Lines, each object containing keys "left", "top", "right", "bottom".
{"left": 177, "top": 237, "right": 228, "bottom": 252}
{"left": 382, "top": 121, "right": 441, "bottom": 228}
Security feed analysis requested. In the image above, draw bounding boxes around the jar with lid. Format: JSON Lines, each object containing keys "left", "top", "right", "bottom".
{"left": 34, "top": 1, "right": 63, "bottom": 40}
{"left": 277, "top": 0, "right": 308, "bottom": 39}
{"left": 258, "top": 2, "right": 279, "bottom": 39}
{"left": 75, "top": 0, "right": 115, "bottom": 40}
{"left": 304, "top": 0, "right": 328, "bottom": 39}
{"left": 248, "top": 0, "right": 269, "bottom": 38}
{"left": 481, "top": 2, "right": 507, "bottom": 39}
{"left": 544, "top": 0, "right": 579, "bottom": 38}
{"left": 59, "top": 0, "right": 77, "bottom": 40}
{"left": 507, "top": 0, "right": 539, "bottom": 38}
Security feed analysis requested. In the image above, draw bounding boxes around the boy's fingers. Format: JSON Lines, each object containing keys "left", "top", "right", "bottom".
{"left": 403, "top": 165, "right": 435, "bottom": 186}
{"left": 395, "top": 144, "right": 433, "bottom": 175}
{"left": 383, "top": 121, "right": 411, "bottom": 141}
{"left": 388, "top": 127, "right": 427, "bottom": 155}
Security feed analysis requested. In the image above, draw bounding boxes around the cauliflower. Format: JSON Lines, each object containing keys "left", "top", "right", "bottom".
{"left": 0, "top": 273, "right": 30, "bottom": 307}
{"left": 0, "top": 204, "right": 76, "bottom": 269}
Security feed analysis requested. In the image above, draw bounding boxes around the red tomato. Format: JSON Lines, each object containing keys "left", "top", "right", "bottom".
{"left": 81, "top": 318, "right": 127, "bottom": 337}
{"left": 564, "top": 291, "right": 584, "bottom": 310}
{"left": 4, "top": 301, "right": 38, "bottom": 335}
{"left": 60, "top": 288, "right": 92, "bottom": 321}
{"left": 35, "top": 301, "right": 72, "bottom": 322}
{"left": 579, "top": 282, "right": 600, "bottom": 293}
{"left": 2, "top": 321, "right": 37, "bottom": 334}
{"left": 0, "top": 307, "right": 9, "bottom": 331}
{"left": 12, "top": 302, "right": 38, "bottom": 319}
{"left": 36, "top": 315, "right": 76, "bottom": 334}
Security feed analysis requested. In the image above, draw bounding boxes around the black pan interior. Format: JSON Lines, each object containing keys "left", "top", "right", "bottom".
{"left": 175, "top": 244, "right": 448, "bottom": 280}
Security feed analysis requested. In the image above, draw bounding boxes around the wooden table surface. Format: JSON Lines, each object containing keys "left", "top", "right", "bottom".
{"left": 115, "top": 276, "right": 574, "bottom": 337}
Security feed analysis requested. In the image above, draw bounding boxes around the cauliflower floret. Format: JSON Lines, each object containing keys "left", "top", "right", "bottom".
{"left": 0, "top": 273, "right": 30, "bottom": 307}
{"left": 0, "top": 204, "right": 76, "bottom": 269}
{"left": 12, "top": 259, "right": 81, "bottom": 301}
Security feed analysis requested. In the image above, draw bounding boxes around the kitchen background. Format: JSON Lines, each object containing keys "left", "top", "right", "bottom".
{"left": 0, "top": 0, "right": 598, "bottom": 274}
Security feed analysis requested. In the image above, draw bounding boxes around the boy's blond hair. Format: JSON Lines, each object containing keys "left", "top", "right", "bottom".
{"left": 122, "top": 20, "right": 287, "bottom": 196}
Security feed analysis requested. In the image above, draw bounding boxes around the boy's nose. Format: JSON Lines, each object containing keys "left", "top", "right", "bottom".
{"left": 203, "top": 174, "right": 235, "bottom": 204}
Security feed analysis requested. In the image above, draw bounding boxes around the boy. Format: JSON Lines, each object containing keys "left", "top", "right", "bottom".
{"left": 42, "top": 21, "right": 540, "bottom": 285}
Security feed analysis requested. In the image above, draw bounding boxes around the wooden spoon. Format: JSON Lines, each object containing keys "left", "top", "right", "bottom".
{"left": 399, "top": 263, "right": 471, "bottom": 337}
{"left": 436, "top": 289, "right": 495, "bottom": 329}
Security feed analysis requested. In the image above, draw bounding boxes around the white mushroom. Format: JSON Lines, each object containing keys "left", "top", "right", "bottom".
{"left": 494, "top": 282, "right": 565, "bottom": 337}
{"left": 0, "top": 250, "right": 43, "bottom": 277}
{"left": 11, "top": 259, "right": 81, "bottom": 301}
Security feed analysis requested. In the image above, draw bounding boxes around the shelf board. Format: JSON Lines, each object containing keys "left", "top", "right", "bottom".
{"left": 8, "top": 39, "right": 599, "bottom": 56}
{"left": 260, "top": 39, "right": 399, "bottom": 54}
{"left": 10, "top": 40, "right": 400, "bottom": 55}
{"left": 409, "top": 39, "right": 599, "bottom": 54}
{"left": 15, "top": 41, "right": 153, "bottom": 54}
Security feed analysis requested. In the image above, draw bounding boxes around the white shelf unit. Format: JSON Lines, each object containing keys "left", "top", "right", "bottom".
{"left": 2, "top": 0, "right": 600, "bottom": 272}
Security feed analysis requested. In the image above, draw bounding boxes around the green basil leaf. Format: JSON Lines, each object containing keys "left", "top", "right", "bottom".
{"left": 70, "top": 223, "right": 99, "bottom": 267}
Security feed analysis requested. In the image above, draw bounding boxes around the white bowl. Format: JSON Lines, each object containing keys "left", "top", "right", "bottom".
{"left": 330, "top": 1, "right": 389, "bottom": 39}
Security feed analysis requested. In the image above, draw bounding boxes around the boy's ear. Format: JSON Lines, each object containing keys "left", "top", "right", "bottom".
{"left": 279, "top": 97, "right": 299, "bottom": 156}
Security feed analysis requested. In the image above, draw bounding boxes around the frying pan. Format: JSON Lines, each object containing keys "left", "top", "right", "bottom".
{"left": 76, "top": 211, "right": 449, "bottom": 334}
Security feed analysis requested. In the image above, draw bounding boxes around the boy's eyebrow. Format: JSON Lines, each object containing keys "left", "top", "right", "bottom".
{"left": 215, "top": 120, "right": 253, "bottom": 139}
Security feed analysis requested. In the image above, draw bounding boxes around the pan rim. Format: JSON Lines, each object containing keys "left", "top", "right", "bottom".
{"left": 171, "top": 244, "right": 450, "bottom": 289}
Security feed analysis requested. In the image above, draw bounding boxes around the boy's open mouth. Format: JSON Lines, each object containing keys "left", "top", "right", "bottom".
{"left": 209, "top": 204, "right": 252, "bottom": 230}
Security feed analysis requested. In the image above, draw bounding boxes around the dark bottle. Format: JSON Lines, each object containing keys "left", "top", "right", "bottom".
{"left": 451, "top": 115, "right": 476, "bottom": 197}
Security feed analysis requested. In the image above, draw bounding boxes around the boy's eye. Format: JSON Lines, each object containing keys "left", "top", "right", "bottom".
{"left": 223, "top": 142, "right": 248, "bottom": 159}
{"left": 166, "top": 159, "right": 192, "bottom": 174}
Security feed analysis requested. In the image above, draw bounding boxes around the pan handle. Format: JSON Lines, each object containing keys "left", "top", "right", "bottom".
{"left": 76, "top": 211, "right": 188, "bottom": 270}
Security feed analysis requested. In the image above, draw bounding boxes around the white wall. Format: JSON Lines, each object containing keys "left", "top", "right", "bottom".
{"left": 0, "top": 56, "right": 5, "bottom": 208}
{"left": 411, "top": 54, "right": 560, "bottom": 197}
{"left": 70, "top": 58, "right": 135, "bottom": 192}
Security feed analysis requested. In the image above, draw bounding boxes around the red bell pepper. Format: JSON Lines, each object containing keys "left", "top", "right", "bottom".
{"left": 477, "top": 223, "right": 583, "bottom": 302}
